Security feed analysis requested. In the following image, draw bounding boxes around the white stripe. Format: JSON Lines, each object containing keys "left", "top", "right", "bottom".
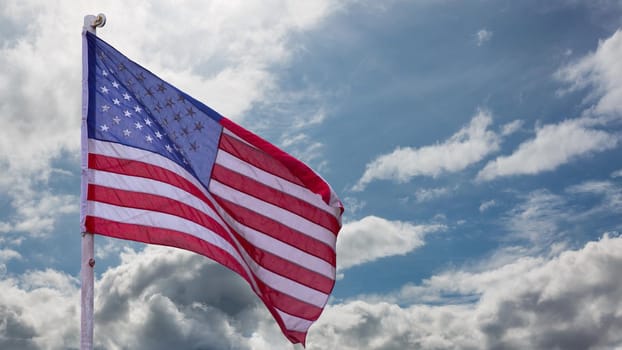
{"left": 209, "top": 179, "right": 336, "bottom": 248}
{"left": 89, "top": 169, "right": 335, "bottom": 279}
{"left": 276, "top": 308, "right": 314, "bottom": 332}
{"left": 231, "top": 220, "right": 335, "bottom": 279}
{"left": 223, "top": 127, "right": 255, "bottom": 148}
{"left": 244, "top": 250, "right": 328, "bottom": 308}
{"left": 215, "top": 150, "right": 341, "bottom": 219}
{"left": 89, "top": 139, "right": 206, "bottom": 192}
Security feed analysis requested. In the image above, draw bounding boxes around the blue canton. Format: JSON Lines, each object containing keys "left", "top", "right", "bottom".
{"left": 86, "top": 33, "right": 223, "bottom": 188}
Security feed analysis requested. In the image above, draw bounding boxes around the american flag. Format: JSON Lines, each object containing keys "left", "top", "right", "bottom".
{"left": 82, "top": 32, "right": 343, "bottom": 345}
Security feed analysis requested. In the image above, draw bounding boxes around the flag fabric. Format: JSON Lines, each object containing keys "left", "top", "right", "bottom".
{"left": 81, "top": 32, "right": 343, "bottom": 345}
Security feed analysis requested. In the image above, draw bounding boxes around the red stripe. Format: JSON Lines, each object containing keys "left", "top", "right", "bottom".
{"left": 235, "top": 233, "right": 335, "bottom": 294}
{"left": 257, "top": 278, "right": 324, "bottom": 321}
{"left": 89, "top": 153, "right": 222, "bottom": 222}
{"left": 89, "top": 153, "right": 206, "bottom": 199}
{"left": 87, "top": 184, "right": 234, "bottom": 246}
{"left": 85, "top": 216, "right": 251, "bottom": 284}
{"left": 89, "top": 184, "right": 333, "bottom": 293}
{"left": 213, "top": 196, "right": 336, "bottom": 265}
{"left": 218, "top": 133, "right": 304, "bottom": 186}
{"left": 212, "top": 164, "right": 340, "bottom": 233}
{"left": 261, "top": 303, "right": 308, "bottom": 345}
{"left": 221, "top": 117, "right": 338, "bottom": 207}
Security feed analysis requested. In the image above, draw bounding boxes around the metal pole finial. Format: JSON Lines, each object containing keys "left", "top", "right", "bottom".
{"left": 83, "top": 14, "right": 106, "bottom": 33}
{"left": 93, "top": 14, "right": 106, "bottom": 28}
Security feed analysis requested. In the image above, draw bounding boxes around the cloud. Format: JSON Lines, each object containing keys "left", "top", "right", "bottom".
{"left": 355, "top": 110, "right": 500, "bottom": 190}
{"left": 341, "top": 197, "right": 366, "bottom": 216}
{"left": 556, "top": 29, "right": 622, "bottom": 117}
{"left": 501, "top": 182, "right": 622, "bottom": 248}
{"left": 3, "top": 234, "right": 622, "bottom": 349}
{"left": 476, "top": 29, "right": 493, "bottom": 46}
{"left": 0, "top": 249, "right": 21, "bottom": 263}
{"left": 478, "top": 29, "right": 622, "bottom": 182}
{"left": 477, "top": 118, "right": 618, "bottom": 181}
{"left": 612, "top": 169, "right": 622, "bottom": 178}
{"left": 0, "top": 269, "right": 79, "bottom": 349}
{"left": 414, "top": 187, "right": 452, "bottom": 203}
{"left": 0, "top": 173, "right": 79, "bottom": 235}
{"left": 93, "top": 247, "right": 269, "bottom": 350}
{"left": 337, "top": 216, "right": 446, "bottom": 271}
{"left": 479, "top": 199, "right": 496, "bottom": 212}
{"left": 309, "top": 234, "right": 622, "bottom": 350}
{"left": 566, "top": 180, "right": 622, "bottom": 216}
{"left": 501, "top": 119, "right": 524, "bottom": 136}
{"left": 503, "top": 190, "right": 568, "bottom": 244}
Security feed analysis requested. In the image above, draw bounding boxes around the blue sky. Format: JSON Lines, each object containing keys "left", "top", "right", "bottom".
{"left": 1, "top": 1, "right": 622, "bottom": 349}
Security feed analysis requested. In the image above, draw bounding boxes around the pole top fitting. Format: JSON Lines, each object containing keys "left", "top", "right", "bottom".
{"left": 83, "top": 14, "right": 106, "bottom": 33}
{"left": 93, "top": 14, "right": 106, "bottom": 28}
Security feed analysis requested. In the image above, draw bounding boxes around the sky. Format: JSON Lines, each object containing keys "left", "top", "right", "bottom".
{"left": 1, "top": 1, "right": 622, "bottom": 349}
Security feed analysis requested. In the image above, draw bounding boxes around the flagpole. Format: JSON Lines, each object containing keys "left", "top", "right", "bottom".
{"left": 81, "top": 13, "right": 106, "bottom": 350}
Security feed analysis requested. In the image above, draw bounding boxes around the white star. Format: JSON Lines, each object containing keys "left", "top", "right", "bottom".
{"left": 134, "top": 105, "right": 142, "bottom": 113}
{"left": 123, "top": 92, "right": 131, "bottom": 101}
{"left": 112, "top": 81, "right": 120, "bottom": 88}
{"left": 112, "top": 98, "right": 121, "bottom": 106}
{"left": 165, "top": 145, "right": 173, "bottom": 152}
{"left": 100, "top": 86, "right": 109, "bottom": 94}
{"left": 100, "top": 124, "right": 109, "bottom": 132}
{"left": 144, "top": 119, "right": 152, "bottom": 126}
{"left": 134, "top": 122, "right": 143, "bottom": 130}
{"left": 112, "top": 116, "right": 121, "bottom": 124}
{"left": 124, "top": 110, "right": 132, "bottom": 118}
{"left": 123, "top": 129, "right": 131, "bottom": 137}
{"left": 102, "top": 70, "right": 108, "bottom": 76}
{"left": 101, "top": 105, "right": 110, "bottom": 112}
{"left": 155, "top": 131, "right": 163, "bottom": 139}
{"left": 145, "top": 135, "right": 153, "bottom": 143}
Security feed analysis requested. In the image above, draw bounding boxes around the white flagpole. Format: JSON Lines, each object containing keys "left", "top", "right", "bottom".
{"left": 81, "top": 13, "right": 106, "bottom": 350}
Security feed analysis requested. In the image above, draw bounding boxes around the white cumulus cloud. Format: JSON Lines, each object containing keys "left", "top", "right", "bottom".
{"left": 337, "top": 216, "right": 446, "bottom": 271}
{"left": 477, "top": 118, "right": 618, "bottom": 181}
{"left": 556, "top": 29, "right": 622, "bottom": 117}
{"left": 355, "top": 110, "right": 500, "bottom": 190}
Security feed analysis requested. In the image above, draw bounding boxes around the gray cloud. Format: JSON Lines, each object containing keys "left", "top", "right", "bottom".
{"left": 0, "top": 246, "right": 291, "bottom": 350}
{"left": 2, "top": 235, "right": 622, "bottom": 349}
{"left": 93, "top": 247, "right": 266, "bottom": 350}
{"left": 0, "top": 305, "right": 39, "bottom": 350}
{"left": 310, "top": 234, "right": 622, "bottom": 350}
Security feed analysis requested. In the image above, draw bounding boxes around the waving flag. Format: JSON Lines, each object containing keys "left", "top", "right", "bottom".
{"left": 81, "top": 32, "right": 343, "bottom": 345}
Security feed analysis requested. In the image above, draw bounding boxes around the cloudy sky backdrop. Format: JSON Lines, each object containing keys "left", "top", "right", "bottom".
{"left": 1, "top": 1, "right": 622, "bottom": 349}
